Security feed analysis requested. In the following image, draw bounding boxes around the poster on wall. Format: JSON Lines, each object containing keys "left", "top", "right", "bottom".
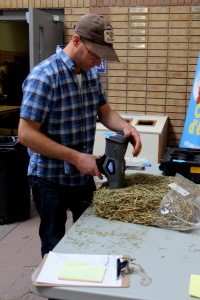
{"left": 180, "top": 53, "right": 200, "bottom": 149}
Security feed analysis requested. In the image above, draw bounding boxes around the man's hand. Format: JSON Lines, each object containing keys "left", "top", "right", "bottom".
{"left": 74, "top": 153, "right": 103, "bottom": 179}
{"left": 123, "top": 124, "right": 142, "bottom": 157}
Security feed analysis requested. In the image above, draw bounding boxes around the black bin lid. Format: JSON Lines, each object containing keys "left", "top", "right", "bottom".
{"left": 0, "top": 136, "right": 19, "bottom": 147}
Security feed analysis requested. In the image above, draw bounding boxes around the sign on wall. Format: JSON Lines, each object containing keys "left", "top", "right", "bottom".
{"left": 97, "top": 60, "right": 106, "bottom": 73}
{"left": 180, "top": 53, "right": 200, "bottom": 149}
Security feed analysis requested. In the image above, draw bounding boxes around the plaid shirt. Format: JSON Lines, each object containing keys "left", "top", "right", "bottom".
{"left": 20, "top": 46, "right": 107, "bottom": 186}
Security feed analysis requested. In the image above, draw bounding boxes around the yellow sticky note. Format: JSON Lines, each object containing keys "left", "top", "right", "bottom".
{"left": 59, "top": 260, "right": 106, "bottom": 282}
{"left": 189, "top": 274, "right": 200, "bottom": 298}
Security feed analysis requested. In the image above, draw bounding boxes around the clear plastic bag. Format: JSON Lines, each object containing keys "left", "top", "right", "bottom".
{"left": 152, "top": 173, "right": 200, "bottom": 231}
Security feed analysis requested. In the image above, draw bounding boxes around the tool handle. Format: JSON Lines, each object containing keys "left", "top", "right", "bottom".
{"left": 96, "top": 155, "right": 107, "bottom": 175}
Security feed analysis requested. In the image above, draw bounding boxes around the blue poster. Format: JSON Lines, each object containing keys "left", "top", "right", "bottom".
{"left": 180, "top": 53, "right": 200, "bottom": 149}
{"left": 97, "top": 60, "right": 106, "bottom": 73}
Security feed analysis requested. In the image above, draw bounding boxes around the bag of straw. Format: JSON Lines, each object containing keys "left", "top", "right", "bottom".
{"left": 152, "top": 173, "right": 200, "bottom": 231}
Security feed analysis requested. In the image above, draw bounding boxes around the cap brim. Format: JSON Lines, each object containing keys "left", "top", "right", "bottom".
{"left": 91, "top": 42, "right": 120, "bottom": 62}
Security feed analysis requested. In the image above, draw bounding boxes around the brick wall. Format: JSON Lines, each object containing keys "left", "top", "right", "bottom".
{"left": 0, "top": 0, "right": 200, "bottom": 148}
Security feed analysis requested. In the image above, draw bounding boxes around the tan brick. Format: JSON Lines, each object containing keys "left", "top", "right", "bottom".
{"left": 189, "top": 36, "right": 200, "bottom": 42}
{"left": 59, "top": 0, "right": 65, "bottom": 7}
{"left": 147, "top": 91, "right": 166, "bottom": 98}
{"left": 108, "top": 103, "right": 127, "bottom": 111}
{"left": 166, "top": 92, "right": 187, "bottom": 100}
{"left": 148, "top": 49, "right": 168, "bottom": 58}
{"left": 83, "top": 0, "right": 90, "bottom": 7}
{"left": 166, "top": 99, "right": 186, "bottom": 106}
{"left": 149, "top": 21, "right": 168, "bottom": 28}
{"left": 149, "top": 14, "right": 169, "bottom": 21}
{"left": 169, "top": 28, "right": 189, "bottom": 35}
{"left": 169, "top": 36, "right": 188, "bottom": 43}
{"left": 128, "top": 70, "right": 146, "bottom": 77}
{"left": 170, "top": 21, "right": 190, "bottom": 28}
{"left": 41, "top": 0, "right": 47, "bottom": 7}
{"left": 90, "top": 7, "right": 109, "bottom": 14}
{"left": 149, "top": 7, "right": 169, "bottom": 14}
{"left": 113, "top": 27, "right": 128, "bottom": 36}
{"left": 147, "top": 98, "right": 166, "bottom": 105}
{"left": 108, "top": 70, "right": 127, "bottom": 76}
{"left": 110, "top": 14, "right": 129, "bottom": 22}
{"left": 170, "top": 6, "right": 190, "bottom": 13}
{"left": 64, "top": 1, "right": 71, "bottom": 7}
{"left": 147, "top": 85, "right": 166, "bottom": 92}
{"left": 109, "top": 83, "right": 127, "bottom": 90}
{"left": 146, "top": 106, "right": 165, "bottom": 113}
{"left": 147, "top": 70, "right": 167, "bottom": 78}
{"left": 128, "top": 49, "right": 148, "bottom": 57}
{"left": 167, "top": 85, "right": 186, "bottom": 92}
{"left": 148, "top": 64, "right": 167, "bottom": 71}
{"left": 128, "top": 83, "right": 146, "bottom": 91}
{"left": 128, "top": 56, "right": 147, "bottom": 64}
{"left": 108, "top": 97, "right": 127, "bottom": 103}
{"left": 167, "top": 78, "right": 187, "bottom": 85}
{"left": 149, "top": 28, "right": 168, "bottom": 35}
{"left": 168, "top": 71, "right": 187, "bottom": 79}
{"left": 148, "top": 36, "right": 168, "bottom": 43}
{"left": 127, "top": 77, "right": 147, "bottom": 84}
{"left": 127, "top": 98, "right": 146, "bottom": 104}
{"left": 148, "top": 57, "right": 167, "bottom": 64}
{"left": 190, "top": 43, "right": 200, "bottom": 50}
{"left": 166, "top": 105, "right": 185, "bottom": 113}
{"left": 128, "top": 63, "right": 147, "bottom": 70}
{"left": 148, "top": 43, "right": 168, "bottom": 50}
{"left": 71, "top": 8, "right": 89, "bottom": 14}
{"left": 116, "top": 49, "right": 128, "bottom": 56}
{"left": 108, "top": 90, "right": 126, "bottom": 97}
{"left": 168, "top": 57, "right": 188, "bottom": 64}
{"left": 22, "top": 0, "right": 29, "bottom": 8}
{"left": 115, "top": 36, "right": 128, "bottom": 43}
{"left": 117, "top": 57, "right": 128, "bottom": 63}
{"left": 169, "top": 119, "right": 185, "bottom": 127}
{"left": 46, "top": 0, "right": 53, "bottom": 7}
{"left": 127, "top": 90, "right": 146, "bottom": 98}
{"left": 147, "top": 78, "right": 167, "bottom": 84}
{"left": 127, "top": 107, "right": 146, "bottom": 114}
{"left": 168, "top": 50, "right": 188, "bottom": 57}
{"left": 109, "top": 77, "right": 127, "bottom": 84}
{"left": 116, "top": 43, "right": 129, "bottom": 50}
{"left": 112, "top": 21, "right": 129, "bottom": 28}
{"left": 109, "top": 63, "right": 127, "bottom": 69}
{"left": 127, "top": 104, "right": 146, "bottom": 111}
{"left": 35, "top": 0, "right": 41, "bottom": 7}
{"left": 170, "top": 14, "right": 190, "bottom": 21}
{"left": 110, "top": 7, "right": 128, "bottom": 14}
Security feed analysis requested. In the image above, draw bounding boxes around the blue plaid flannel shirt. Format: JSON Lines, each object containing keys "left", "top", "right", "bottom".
{"left": 20, "top": 46, "right": 107, "bottom": 185}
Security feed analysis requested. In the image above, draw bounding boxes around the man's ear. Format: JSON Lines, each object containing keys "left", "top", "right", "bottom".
{"left": 73, "top": 34, "right": 81, "bottom": 48}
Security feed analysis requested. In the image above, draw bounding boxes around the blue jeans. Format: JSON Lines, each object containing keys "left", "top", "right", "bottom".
{"left": 29, "top": 176, "right": 96, "bottom": 258}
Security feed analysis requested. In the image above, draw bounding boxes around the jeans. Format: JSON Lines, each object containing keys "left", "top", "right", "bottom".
{"left": 29, "top": 175, "right": 96, "bottom": 258}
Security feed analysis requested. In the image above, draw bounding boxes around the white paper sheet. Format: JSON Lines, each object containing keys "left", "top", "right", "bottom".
{"left": 36, "top": 252, "right": 123, "bottom": 287}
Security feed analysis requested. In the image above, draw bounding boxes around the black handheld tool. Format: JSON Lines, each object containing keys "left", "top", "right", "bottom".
{"left": 96, "top": 133, "right": 129, "bottom": 189}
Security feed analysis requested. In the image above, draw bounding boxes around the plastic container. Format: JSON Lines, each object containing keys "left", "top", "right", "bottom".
{"left": 159, "top": 147, "right": 200, "bottom": 183}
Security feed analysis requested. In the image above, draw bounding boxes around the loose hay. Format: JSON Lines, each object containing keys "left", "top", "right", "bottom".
{"left": 93, "top": 173, "right": 174, "bottom": 226}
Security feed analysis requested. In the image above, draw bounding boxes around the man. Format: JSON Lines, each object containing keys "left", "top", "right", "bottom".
{"left": 18, "top": 14, "right": 142, "bottom": 258}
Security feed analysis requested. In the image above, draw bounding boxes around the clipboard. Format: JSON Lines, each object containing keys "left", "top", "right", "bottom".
{"left": 33, "top": 252, "right": 130, "bottom": 288}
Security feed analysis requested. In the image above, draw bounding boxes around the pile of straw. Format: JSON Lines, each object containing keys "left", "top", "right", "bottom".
{"left": 93, "top": 173, "right": 174, "bottom": 226}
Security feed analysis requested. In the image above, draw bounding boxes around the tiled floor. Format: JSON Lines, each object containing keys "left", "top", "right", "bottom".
{"left": 0, "top": 199, "right": 73, "bottom": 300}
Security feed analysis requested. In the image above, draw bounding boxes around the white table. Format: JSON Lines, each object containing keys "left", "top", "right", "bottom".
{"left": 31, "top": 164, "right": 200, "bottom": 300}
